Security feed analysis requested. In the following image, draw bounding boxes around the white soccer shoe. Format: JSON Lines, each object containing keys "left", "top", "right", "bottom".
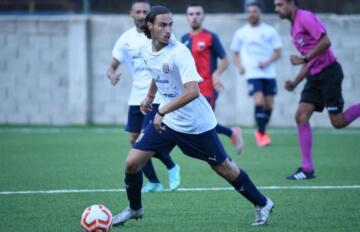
{"left": 112, "top": 207, "right": 144, "bottom": 227}
{"left": 251, "top": 197, "right": 274, "bottom": 226}
{"left": 141, "top": 182, "right": 164, "bottom": 193}
{"left": 168, "top": 164, "right": 181, "bottom": 191}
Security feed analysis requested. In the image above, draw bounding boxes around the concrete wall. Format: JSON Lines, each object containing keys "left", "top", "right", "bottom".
{"left": 0, "top": 14, "right": 359, "bottom": 127}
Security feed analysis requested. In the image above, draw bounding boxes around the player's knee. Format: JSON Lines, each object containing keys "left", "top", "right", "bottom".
{"left": 330, "top": 120, "right": 346, "bottom": 129}
{"left": 330, "top": 114, "right": 348, "bottom": 129}
{"left": 254, "top": 103, "right": 264, "bottom": 110}
{"left": 333, "top": 124, "right": 344, "bottom": 129}
{"left": 125, "top": 159, "right": 140, "bottom": 174}
{"left": 211, "top": 160, "right": 239, "bottom": 181}
{"left": 253, "top": 93, "right": 264, "bottom": 105}
{"left": 264, "top": 106, "right": 272, "bottom": 112}
{"left": 295, "top": 112, "right": 308, "bottom": 124}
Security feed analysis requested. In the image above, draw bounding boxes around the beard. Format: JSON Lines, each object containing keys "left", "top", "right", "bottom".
{"left": 277, "top": 12, "right": 290, "bottom": 19}
{"left": 191, "top": 24, "right": 201, "bottom": 31}
{"left": 248, "top": 17, "right": 259, "bottom": 25}
{"left": 135, "top": 19, "right": 146, "bottom": 29}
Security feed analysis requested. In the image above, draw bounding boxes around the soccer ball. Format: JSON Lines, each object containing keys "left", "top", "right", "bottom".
{"left": 81, "top": 204, "right": 113, "bottom": 232}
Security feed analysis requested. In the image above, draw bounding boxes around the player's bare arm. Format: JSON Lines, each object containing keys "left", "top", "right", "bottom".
{"left": 259, "top": 48, "right": 282, "bottom": 69}
{"left": 290, "top": 35, "right": 331, "bottom": 65}
{"left": 285, "top": 64, "right": 309, "bottom": 91}
{"left": 232, "top": 52, "right": 245, "bottom": 75}
{"left": 140, "top": 79, "right": 158, "bottom": 114}
{"left": 153, "top": 81, "right": 200, "bottom": 132}
{"left": 106, "top": 58, "right": 121, "bottom": 86}
{"left": 212, "top": 57, "right": 229, "bottom": 92}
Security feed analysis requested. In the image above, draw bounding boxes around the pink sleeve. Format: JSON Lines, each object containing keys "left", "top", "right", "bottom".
{"left": 301, "top": 11, "right": 327, "bottom": 40}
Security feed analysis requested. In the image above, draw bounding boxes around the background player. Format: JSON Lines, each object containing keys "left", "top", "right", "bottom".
{"left": 182, "top": 3, "right": 244, "bottom": 154}
{"left": 112, "top": 5, "right": 274, "bottom": 227}
{"left": 231, "top": 2, "right": 282, "bottom": 147}
{"left": 106, "top": 0, "right": 180, "bottom": 191}
{"left": 274, "top": 0, "right": 360, "bottom": 179}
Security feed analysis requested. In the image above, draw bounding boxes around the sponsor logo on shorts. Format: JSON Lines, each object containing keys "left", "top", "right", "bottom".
{"left": 208, "top": 155, "right": 217, "bottom": 162}
{"left": 326, "top": 106, "right": 339, "bottom": 112}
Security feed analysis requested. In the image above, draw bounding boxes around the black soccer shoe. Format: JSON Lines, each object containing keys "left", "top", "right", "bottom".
{"left": 286, "top": 167, "right": 316, "bottom": 180}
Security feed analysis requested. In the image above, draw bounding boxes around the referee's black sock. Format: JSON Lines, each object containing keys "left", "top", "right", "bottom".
{"left": 125, "top": 171, "right": 143, "bottom": 210}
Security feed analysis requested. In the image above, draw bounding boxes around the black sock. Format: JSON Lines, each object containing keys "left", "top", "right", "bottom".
{"left": 142, "top": 160, "right": 160, "bottom": 183}
{"left": 153, "top": 152, "right": 175, "bottom": 170}
{"left": 125, "top": 172, "right": 143, "bottom": 210}
{"left": 264, "top": 109, "right": 272, "bottom": 125}
{"left": 255, "top": 105, "right": 267, "bottom": 133}
{"left": 215, "top": 124, "right": 233, "bottom": 137}
{"left": 230, "top": 170, "right": 267, "bottom": 207}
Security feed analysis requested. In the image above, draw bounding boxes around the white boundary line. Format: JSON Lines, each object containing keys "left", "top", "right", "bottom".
{"left": 1, "top": 185, "right": 360, "bottom": 195}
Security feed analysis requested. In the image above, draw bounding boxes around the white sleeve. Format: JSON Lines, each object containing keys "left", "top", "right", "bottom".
{"left": 112, "top": 35, "right": 126, "bottom": 63}
{"left": 270, "top": 28, "right": 282, "bottom": 50}
{"left": 173, "top": 47, "right": 203, "bottom": 84}
{"left": 230, "top": 30, "right": 243, "bottom": 52}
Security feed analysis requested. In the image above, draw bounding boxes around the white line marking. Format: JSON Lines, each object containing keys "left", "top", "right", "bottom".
{"left": 1, "top": 185, "right": 360, "bottom": 195}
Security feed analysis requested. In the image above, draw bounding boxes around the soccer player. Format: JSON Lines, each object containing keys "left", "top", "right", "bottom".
{"left": 274, "top": 0, "right": 360, "bottom": 180}
{"left": 181, "top": 4, "right": 244, "bottom": 154}
{"left": 112, "top": 5, "right": 274, "bottom": 227}
{"left": 231, "top": 2, "right": 282, "bottom": 147}
{"left": 106, "top": 0, "right": 180, "bottom": 191}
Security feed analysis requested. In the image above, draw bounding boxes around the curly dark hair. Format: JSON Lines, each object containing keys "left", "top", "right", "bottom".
{"left": 286, "top": 0, "right": 299, "bottom": 6}
{"left": 141, "top": 5, "right": 171, "bottom": 39}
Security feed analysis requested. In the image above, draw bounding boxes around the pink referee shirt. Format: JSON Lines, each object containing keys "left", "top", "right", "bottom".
{"left": 291, "top": 9, "right": 336, "bottom": 75}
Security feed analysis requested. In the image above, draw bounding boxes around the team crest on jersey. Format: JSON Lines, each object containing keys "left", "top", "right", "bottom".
{"left": 197, "top": 41, "right": 205, "bottom": 50}
{"left": 162, "top": 63, "right": 170, "bottom": 73}
{"left": 297, "top": 37, "right": 305, "bottom": 47}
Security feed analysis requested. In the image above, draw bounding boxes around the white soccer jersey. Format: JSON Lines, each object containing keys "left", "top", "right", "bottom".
{"left": 231, "top": 23, "right": 282, "bottom": 80}
{"left": 140, "top": 38, "right": 217, "bottom": 134}
{"left": 112, "top": 27, "right": 161, "bottom": 105}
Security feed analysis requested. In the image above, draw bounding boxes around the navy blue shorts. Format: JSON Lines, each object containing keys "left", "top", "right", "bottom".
{"left": 247, "top": 78, "right": 277, "bottom": 96}
{"left": 133, "top": 124, "right": 229, "bottom": 165}
{"left": 125, "top": 104, "right": 160, "bottom": 133}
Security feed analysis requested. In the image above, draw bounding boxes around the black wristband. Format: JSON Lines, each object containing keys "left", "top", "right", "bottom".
{"left": 302, "top": 55, "right": 309, "bottom": 63}
{"left": 157, "top": 111, "right": 166, "bottom": 117}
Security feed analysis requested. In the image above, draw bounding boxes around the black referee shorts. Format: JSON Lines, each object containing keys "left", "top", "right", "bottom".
{"left": 300, "top": 62, "right": 344, "bottom": 114}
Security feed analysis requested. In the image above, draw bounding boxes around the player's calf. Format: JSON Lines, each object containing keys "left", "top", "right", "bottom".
{"left": 329, "top": 113, "right": 349, "bottom": 129}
